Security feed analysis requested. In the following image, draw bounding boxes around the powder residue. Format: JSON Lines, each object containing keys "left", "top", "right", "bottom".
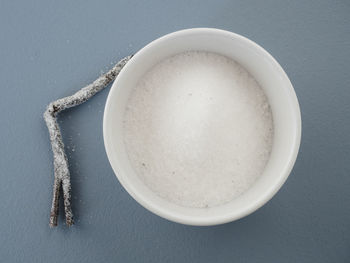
{"left": 123, "top": 51, "right": 273, "bottom": 208}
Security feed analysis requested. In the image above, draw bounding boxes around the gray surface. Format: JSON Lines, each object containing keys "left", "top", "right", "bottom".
{"left": 1, "top": 0, "right": 349, "bottom": 262}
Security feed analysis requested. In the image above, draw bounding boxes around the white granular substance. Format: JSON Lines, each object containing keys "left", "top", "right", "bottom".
{"left": 123, "top": 51, "right": 273, "bottom": 208}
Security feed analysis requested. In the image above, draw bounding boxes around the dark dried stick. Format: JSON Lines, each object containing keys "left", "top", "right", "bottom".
{"left": 44, "top": 55, "right": 132, "bottom": 227}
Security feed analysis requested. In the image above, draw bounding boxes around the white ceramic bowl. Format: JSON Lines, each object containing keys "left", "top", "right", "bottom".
{"left": 103, "top": 28, "right": 301, "bottom": 225}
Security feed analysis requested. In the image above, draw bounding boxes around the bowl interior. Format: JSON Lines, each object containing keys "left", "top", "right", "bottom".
{"left": 103, "top": 28, "right": 301, "bottom": 225}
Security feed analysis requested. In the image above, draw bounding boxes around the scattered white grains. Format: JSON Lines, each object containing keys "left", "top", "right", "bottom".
{"left": 123, "top": 51, "right": 274, "bottom": 208}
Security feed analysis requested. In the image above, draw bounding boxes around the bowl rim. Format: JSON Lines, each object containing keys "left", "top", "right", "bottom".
{"left": 103, "top": 28, "right": 302, "bottom": 225}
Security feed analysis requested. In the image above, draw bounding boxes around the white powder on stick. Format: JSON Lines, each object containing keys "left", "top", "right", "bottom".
{"left": 123, "top": 51, "right": 273, "bottom": 208}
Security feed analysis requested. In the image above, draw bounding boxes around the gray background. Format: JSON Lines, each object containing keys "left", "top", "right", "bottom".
{"left": 1, "top": 0, "right": 349, "bottom": 262}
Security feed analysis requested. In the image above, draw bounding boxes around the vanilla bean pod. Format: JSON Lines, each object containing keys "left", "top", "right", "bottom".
{"left": 44, "top": 55, "right": 132, "bottom": 227}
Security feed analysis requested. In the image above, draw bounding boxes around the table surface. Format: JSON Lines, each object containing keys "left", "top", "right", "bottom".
{"left": 1, "top": 1, "right": 350, "bottom": 262}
